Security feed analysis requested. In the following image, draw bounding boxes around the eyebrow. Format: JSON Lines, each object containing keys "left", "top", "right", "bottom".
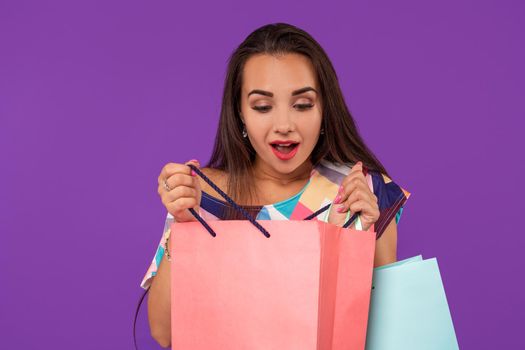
{"left": 247, "top": 86, "right": 318, "bottom": 98}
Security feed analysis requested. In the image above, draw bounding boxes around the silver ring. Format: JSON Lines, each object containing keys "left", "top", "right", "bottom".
{"left": 163, "top": 179, "right": 171, "bottom": 191}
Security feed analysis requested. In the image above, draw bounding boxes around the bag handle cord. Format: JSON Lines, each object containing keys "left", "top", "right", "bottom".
{"left": 187, "top": 164, "right": 360, "bottom": 237}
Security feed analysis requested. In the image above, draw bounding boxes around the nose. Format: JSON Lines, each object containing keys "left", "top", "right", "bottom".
{"left": 272, "top": 111, "right": 295, "bottom": 134}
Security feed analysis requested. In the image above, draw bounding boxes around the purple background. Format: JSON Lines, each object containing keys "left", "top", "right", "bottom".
{"left": 1, "top": 0, "right": 523, "bottom": 349}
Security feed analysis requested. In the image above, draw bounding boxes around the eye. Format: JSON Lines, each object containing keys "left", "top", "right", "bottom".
{"left": 252, "top": 103, "right": 314, "bottom": 113}
{"left": 294, "top": 103, "right": 314, "bottom": 111}
{"left": 252, "top": 105, "right": 272, "bottom": 113}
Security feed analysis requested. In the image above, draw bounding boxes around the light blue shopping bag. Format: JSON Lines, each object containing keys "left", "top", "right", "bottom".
{"left": 365, "top": 255, "right": 460, "bottom": 349}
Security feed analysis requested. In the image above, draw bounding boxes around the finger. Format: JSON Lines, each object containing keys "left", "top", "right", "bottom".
{"left": 349, "top": 187, "right": 376, "bottom": 207}
{"left": 183, "top": 161, "right": 202, "bottom": 194}
{"left": 337, "top": 188, "right": 375, "bottom": 213}
{"left": 341, "top": 166, "right": 367, "bottom": 188}
{"left": 355, "top": 161, "right": 369, "bottom": 176}
{"left": 338, "top": 199, "right": 374, "bottom": 218}
{"left": 158, "top": 173, "right": 192, "bottom": 197}
{"left": 166, "top": 173, "right": 196, "bottom": 191}
{"left": 184, "top": 159, "right": 201, "bottom": 176}
{"left": 335, "top": 177, "right": 371, "bottom": 204}
{"left": 344, "top": 161, "right": 367, "bottom": 182}
{"left": 348, "top": 200, "right": 379, "bottom": 221}
{"left": 339, "top": 172, "right": 367, "bottom": 196}
{"left": 342, "top": 177, "right": 370, "bottom": 196}
{"left": 327, "top": 201, "right": 350, "bottom": 227}
{"left": 184, "top": 159, "right": 201, "bottom": 167}
{"left": 158, "top": 158, "right": 202, "bottom": 189}
{"left": 158, "top": 163, "right": 193, "bottom": 186}
{"left": 163, "top": 185, "right": 198, "bottom": 204}
{"left": 351, "top": 161, "right": 363, "bottom": 174}
{"left": 166, "top": 196, "right": 199, "bottom": 214}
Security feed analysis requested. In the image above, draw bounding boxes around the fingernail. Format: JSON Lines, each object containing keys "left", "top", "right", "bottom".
{"left": 338, "top": 185, "right": 343, "bottom": 194}
{"left": 334, "top": 195, "right": 341, "bottom": 204}
{"left": 337, "top": 205, "right": 346, "bottom": 213}
{"left": 191, "top": 170, "right": 197, "bottom": 177}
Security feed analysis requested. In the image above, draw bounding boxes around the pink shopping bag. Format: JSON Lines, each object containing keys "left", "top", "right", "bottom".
{"left": 169, "top": 166, "right": 376, "bottom": 349}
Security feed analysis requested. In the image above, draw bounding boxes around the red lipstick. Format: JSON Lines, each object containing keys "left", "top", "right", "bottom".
{"left": 269, "top": 140, "right": 300, "bottom": 161}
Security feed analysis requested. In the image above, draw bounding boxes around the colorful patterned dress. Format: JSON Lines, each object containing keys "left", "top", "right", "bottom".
{"left": 140, "top": 159, "right": 411, "bottom": 289}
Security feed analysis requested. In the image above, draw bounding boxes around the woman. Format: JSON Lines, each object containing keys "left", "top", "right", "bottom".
{"left": 139, "top": 22, "right": 410, "bottom": 348}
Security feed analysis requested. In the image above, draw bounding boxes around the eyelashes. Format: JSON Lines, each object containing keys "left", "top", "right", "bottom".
{"left": 251, "top": 104, "right": 314, "bottom": 113}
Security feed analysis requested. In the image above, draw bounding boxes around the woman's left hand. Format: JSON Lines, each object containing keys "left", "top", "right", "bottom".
{"left": 328, "top": 161, "right": 380, "bottom": 231}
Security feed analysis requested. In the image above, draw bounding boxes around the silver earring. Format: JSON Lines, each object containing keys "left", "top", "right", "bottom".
{"left": 320, "top": 128, "right": 325, "bottom": 135}
{"left": 242, "top": 126, "right": 248, "bottom": 138}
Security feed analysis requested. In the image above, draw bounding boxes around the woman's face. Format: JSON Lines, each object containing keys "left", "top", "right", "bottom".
{"left": 240, "top": 53, "right": 323, "bottom": 178}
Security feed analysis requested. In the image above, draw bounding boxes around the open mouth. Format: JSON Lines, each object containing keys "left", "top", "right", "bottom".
{"left": 270, "top": 142, "right": 299, "bottom": 154}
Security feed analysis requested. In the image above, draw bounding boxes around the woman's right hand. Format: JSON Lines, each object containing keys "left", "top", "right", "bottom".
{"left": 157, "top": 159, "right": 202, "bottom": 222}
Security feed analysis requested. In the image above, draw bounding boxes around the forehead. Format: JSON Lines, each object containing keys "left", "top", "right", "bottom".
{"left": 242, "top": 53, "right": 318, "bottom": 95}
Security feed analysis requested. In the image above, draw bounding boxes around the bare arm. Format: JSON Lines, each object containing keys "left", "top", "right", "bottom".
{"left": 148, "top": 160, "right": 204, "bottom": 347}
{"left": 373, "top": 219, "right": 398, "bottom": 268}
{"left": 147, "top": 252, "right": 171, "bottom": 348}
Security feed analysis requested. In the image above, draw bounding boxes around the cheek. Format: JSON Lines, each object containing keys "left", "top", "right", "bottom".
{"left": 302, "top": 132, "right": 320, "bottom": 152}
{"left": 245, "top": 113, "right": 269, "bottom": 131}
{"left": 246, "top": 121, "right": 270, "bottom": 147}
{"left": 301, "top": 121, "right": 322, "bottom": 145}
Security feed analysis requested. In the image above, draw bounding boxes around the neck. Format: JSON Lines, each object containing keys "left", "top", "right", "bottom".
{"left": 252, "top": 156, "right": 313, "bottom": 186}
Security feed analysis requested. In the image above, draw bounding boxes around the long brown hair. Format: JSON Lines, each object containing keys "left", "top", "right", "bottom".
{"left": 206, "top": 22, "right": 391, "bottom": 207}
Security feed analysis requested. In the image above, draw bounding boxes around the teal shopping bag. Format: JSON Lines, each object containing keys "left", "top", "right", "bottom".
{"left": 365, "top": 255, "right": 460, "bottom": 350}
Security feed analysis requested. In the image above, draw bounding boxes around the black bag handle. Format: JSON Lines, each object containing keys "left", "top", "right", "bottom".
{"left": 187, "top": 164, "right": 358, "bottom": 236}
{"left": 187, "top": 164, "right": 270, "bottom": 238}
{"left": 303, "top": 203, "right": 359, "bottom": 228}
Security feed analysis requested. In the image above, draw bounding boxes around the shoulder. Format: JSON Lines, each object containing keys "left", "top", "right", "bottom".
{"left": 316, "top": 159, "right": 410, "bottom": 198}
{"left": 314, "top": 159, "right": 356, "bottom": 184}
{"left": 317, "top": 159, "right": 355, "bottom": 175}
{"left": 367, "top": 170, "right": 411, "bottom": 239}
{"left": 368, "top": 171, "right": 411, "bottom": 209}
